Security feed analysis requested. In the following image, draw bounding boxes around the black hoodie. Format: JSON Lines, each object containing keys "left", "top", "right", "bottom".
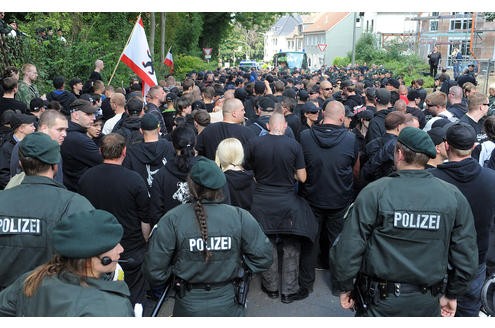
{"left": 224, "top": 170, "right": 255, "bottom": 211}
{"left": 365, "top": 108, "right": 393, "bottom": 144}
{"left": 123, "top": 139, "right": 175, "bottom": 191}
{"left": 299, "top": 123, "right": 358, "bottom": 209}
{"left": 46, "top": 90, "right": 76, "bottom": 115}
{"left": 430, "top": 158, "right": 495, "bottom": 264}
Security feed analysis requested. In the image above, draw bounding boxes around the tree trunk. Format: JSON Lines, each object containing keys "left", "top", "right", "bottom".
{"left": 150, "top": 12, "right": 155, "bottom": 60}
{"left": 161, "top": 13, "right": 166, "bottom": 63}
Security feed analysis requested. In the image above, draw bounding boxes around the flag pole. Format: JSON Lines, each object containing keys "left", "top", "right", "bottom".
{"left": 108, "top": 13, "right": 142, "bottom": 86}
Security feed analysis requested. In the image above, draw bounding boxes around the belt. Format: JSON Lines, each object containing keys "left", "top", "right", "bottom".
{"left": 370, "top": 279, "right": 443, "bottom": 297}
{"left": 186, "top": 280, "right": 233, "bottom": 291}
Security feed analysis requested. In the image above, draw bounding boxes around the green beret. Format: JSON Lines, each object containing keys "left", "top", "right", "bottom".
{"left": 53, "top": 209, "right": 123, "bottom": 258}
{"left": 190, "top": 156, "right": 226, "bottom": 189}
{"left": 398, "top": 127, "right": 437, "bottom": 159}
{"left": 19, "top": 132, "right": 60, "bottom": 164}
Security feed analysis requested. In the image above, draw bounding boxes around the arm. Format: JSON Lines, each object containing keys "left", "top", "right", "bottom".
{"left": 295, "top": 168, "right": 306, "bottom": 183}
{"left": 439, "top": 295, "right": 457, "bottom": 317}
{"left": 141, "top": 222, "right": 151, "bottom": 242}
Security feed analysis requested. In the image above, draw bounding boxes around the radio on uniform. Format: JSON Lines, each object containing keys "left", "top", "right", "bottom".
{"left": 0, "top": 217, "right": 41, "bottom": 235}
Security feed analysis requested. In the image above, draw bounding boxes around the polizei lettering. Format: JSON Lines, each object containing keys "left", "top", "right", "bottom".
{"left": 393, "top": 212, "right": 440, "bottom": 230}
{"left": 0, "top": 217, "right": 41, "bottom": 235}
{"left": 189, "top": 236, "right": 232, "bottom": 252}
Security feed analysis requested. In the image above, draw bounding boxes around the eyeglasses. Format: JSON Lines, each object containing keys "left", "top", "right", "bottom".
{"left": 323, "top": 88, "right": 333, "bottom": 91}
{"left": 483, "top": 103, "right": 490, "bottom": 106}
{"left": 308, "top": 111, "right": 319, "bottom": 114}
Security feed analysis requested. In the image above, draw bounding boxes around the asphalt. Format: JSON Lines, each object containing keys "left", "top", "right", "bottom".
{"left": 156, "top": 269, "right": 353, "bottom": 317}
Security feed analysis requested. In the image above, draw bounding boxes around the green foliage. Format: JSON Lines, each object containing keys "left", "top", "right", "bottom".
{"left": 173, "top": 55, "right": 217, "bottom": 81}
{"left": 332, "top": 56, "right": 350, "bottom": 67}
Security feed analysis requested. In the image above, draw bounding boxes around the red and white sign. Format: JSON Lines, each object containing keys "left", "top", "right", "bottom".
{"left": 203, "top": 48, "right": 213, "bottom": 55}
{"left": 120, "top": 16, "right": 157, "bottom": 95}
{"left": 317, "top": 43, "right": 328, "bottom": 52}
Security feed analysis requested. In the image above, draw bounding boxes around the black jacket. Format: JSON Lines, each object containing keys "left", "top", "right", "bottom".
{"left": 60, "top": 121, "right": 103, "bottom": 192}
{"left": 360, "top": 133, "right": 397, "bottom": 186}
{"left": 447, "top": 103, "right": 468, "bottom": 119}
{"left": 365, "top": 108, "right": 393, "bottom": 144}
{"left": 430, "top": 158, "right": 495, "bottom": 265}
{"left": 299, "top": 124, "right": 358, "bottom": 209}
{"left": 113, "top": 115, "right": 144, "bottom": 145}
{"left": 46, "top": 90, "right": 76, "bottom": 115}
{"left": 123, "top": 139, "right": 175, "bottom": 191}
{"left": 224, "top": 170, "right": 255, "bottom": 211}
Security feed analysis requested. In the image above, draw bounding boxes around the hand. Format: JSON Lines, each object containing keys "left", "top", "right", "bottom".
{"left": 340, "top": 291, "right": 355, "bottom": 310}
{"left": 439, "top": 295, "right": 456, "bottom": 317}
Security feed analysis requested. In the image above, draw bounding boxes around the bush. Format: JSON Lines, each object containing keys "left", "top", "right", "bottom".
{"left": 173, "top": 55, "right": 217, "bottom": 81}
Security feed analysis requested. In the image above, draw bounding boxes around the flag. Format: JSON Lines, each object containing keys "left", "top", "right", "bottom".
{"left": 120, "top": 16, "right": 157, "bottom": 96}
{"left": 164, "top": 47, "right": 174, "bottom": 73}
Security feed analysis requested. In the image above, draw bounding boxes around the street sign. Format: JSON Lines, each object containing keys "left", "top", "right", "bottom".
{"left": 203, "top": 48, "right": 212, "bottom": 55}
{"left": 317, "top": 43, "right": 327, "bottom": 52}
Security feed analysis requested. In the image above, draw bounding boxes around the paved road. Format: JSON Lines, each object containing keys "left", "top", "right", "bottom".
{"left": 156, "top": 269, "right": 353, "bottom": 317}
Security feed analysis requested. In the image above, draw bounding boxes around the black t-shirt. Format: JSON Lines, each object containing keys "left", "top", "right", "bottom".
{"left": 246, "top": 134, "right": 305, "bottom": 188}
{"left": 460, "top": 114, "right": 488, "bottom": 143}
{"left": 78, "top": 163, "right": 150, "bottom": 254}
{"left": 285, "top": 113, "right": 302, "bottom": 141}
{"left": 0, "top": 97, "right": 28, "bottom": 114}
{"left": 196, "top": 121, "right": 257, "bottom": 160}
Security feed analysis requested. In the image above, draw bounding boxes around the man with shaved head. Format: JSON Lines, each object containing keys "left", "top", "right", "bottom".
{"left": 195, "top": 98, "right": 256, "bottom": 160}
{"left": 246, "top": 111, "right": 317, "bottom": 304}
{"left": 102, "top": 93, "right": 126, "bottom": 135}
{"left": 299, "top": 100, "right": 359, "bottom": 293}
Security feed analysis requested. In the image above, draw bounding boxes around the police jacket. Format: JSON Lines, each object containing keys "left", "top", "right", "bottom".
{"left": 330, "top": 170, "right": 478, "bottom": 299}
{"left": 60, "top": 121, "right": 103, "bottom": 192}
{"left": 143, "top": 201, "right": 272, "bottom": 288}
{"left": 299, "top": 123, "right": 358, "bottom": 209}
{"left": 0, "top": 176, "right": 94, "bottom": 288}
{"left": 0, "top": 271, "right": 133, "bottom": 316}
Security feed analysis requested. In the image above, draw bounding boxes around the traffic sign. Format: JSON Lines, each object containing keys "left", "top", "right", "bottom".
{"left": 317, "top": 43, "right": 327, "bottom": 52}
{"left": 203, "top": 48, "right": 212, "bottom": 55}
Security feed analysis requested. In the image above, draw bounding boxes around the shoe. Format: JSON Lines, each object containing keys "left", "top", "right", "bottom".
{"left": 261, "top": 285, "right": 279, "bottom": 299}
{"left": 281, "top": 288, "right": 309, "bottom": 304}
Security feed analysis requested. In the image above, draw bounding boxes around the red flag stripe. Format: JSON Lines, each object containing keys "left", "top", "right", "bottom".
{"left": 121, "top": 54, "right": 157, "bottom": 87}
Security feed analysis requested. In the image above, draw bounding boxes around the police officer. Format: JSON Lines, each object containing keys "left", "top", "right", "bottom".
{"left": 0, "top": 132, "right": 94, "bottom": 290}
{"left": 0, "top": 209, "right": 134, "bottom": 316}
{"left": 330, "top": 127, "right": 478, "bottom": 317}
{"left": 143, "top": 156, "right": 272, "bottom": 316}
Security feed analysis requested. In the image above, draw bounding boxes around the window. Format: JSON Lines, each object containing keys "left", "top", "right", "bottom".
{"left": 430, "top": 20, "right": 438, "bottom": 31}
{"left": 450, "top": 12, "right": 472, "bottom": 31}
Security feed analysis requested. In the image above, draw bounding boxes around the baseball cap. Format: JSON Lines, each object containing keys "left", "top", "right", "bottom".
{"left": 302, "top": 102, "right": 320, "bottom": 113}
{"left": 10, "top": 113, "right": 36, "bottom": 131}
{"left": 140, "top": 113, "right": 159, "bottom": 131}
{"left": 165, "top": 92, "right": 177, "bottom": 102}
{"left": 258, "top": 97, "right": 275, "bottom": 112}
{"left": 344, "top": 106, "right": 355, "bottom": 118}
{"left": 387, "top": 78, "right": 400, "bottom": 89}
{"left": 445, "top": 122, "right": 477, "bottom": 150}
{"left": 298, "top": 89, "right": 309, "bottom": 101}
{"left": 29, "top": 97, "right": 47, "bottom": 113}
{"left": 70, "top": 99, "right": 97, "bottom": 114}
{"left": 427, "top": 126, "right": 447, "bottom": 146}
{"left": 375, "top": 88, "right": 391, "bottom": 105}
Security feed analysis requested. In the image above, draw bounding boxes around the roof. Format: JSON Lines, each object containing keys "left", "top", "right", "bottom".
{"left": 270, "top": 14, "right": 303, "bottom": 37}
{"left": 303, "top": 12, "right": 350, "bottom": 34}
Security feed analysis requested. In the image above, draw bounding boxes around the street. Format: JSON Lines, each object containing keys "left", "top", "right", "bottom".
{"left": 156, "top": 269, "right": 352, "bottom": 317}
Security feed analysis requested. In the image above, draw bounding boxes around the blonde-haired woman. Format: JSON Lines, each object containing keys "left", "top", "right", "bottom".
{"left": 215, "top": 138, "right": 255, "bottom": 211}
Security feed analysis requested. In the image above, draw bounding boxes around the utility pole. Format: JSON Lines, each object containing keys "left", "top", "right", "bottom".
{"left": 351, "top": 12, "right": 357, "bottom": 66}
{"left": 161, "top": 13, "right": 166, "bottom": 63}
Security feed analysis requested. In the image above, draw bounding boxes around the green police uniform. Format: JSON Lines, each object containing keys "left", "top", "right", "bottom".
{"left": 0, "top": 271, "right": 133, "bottom": 316}
{"left": 0, "top": 176, "right": 94, "bottom": 289}
{"left": 144, "top": 201, "right": 273, "bottom": 317}
{"left": 330, "top": 170, "right": 478, "bottom": 316}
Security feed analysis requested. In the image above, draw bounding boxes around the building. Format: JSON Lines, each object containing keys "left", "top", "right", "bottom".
{"left": 264, "top": 14, "right": 303, "bottom": 64}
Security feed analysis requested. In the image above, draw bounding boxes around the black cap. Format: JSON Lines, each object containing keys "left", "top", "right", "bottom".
{"left": 446, "top": 122, "right": 477, "bottom": 150}
{"left": 140, "top": 113, "right": 159, "bottom": 131}
{"left": 375, "top": 88, "right": 391, "bottom": 105}
{"left": 302, "top": 102, "right": 320, "bottom": 113}
{"left": 387, "top": 78, "right": 400, "bottom": 89}
{"left": 344, "top": 106, "right": 355, "bottom": 117}
{"left": 258, "top": 97, "right": 275, "bottom": 112}
{"left": 30, "top": 97, "right": 47, "bottom": 113}
{"left": 298, "top": 89, "right": 309, "bottom": 101}
{"left": 165, "top": 92, "right": 177, "bottom": 102}
{"left": 356, "top": 109, "right": 374, "bottom": 121}
{"left": 10, "top": 113, "right": 36, "bottom": 131}
{"left": 427, "top": 126, "right": 447, "bottom": 146}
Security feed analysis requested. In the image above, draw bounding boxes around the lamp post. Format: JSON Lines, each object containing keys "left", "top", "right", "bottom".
{"left": 351, "top": 12, "right": 357, "bottom": 66}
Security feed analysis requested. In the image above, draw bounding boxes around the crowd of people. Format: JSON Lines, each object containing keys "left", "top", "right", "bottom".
{"left": 0, "top": 56, "right": 494, "bottom": 317}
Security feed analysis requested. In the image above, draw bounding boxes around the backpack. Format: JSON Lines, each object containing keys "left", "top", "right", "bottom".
{"left": 479, "top": 140, "right": 495, "bottom": 167}
{"left": 253, "top": 122, "right": 269, "bottom": 136}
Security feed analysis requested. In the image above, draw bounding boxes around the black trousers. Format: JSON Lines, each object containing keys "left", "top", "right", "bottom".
{"left": 299, "top": 206, "right": 348, "bottom": 291}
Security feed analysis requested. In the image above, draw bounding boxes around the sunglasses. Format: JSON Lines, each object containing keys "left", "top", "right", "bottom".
{"left": 483, "top": 103, "right": 490, "bottom": 106}
{"left": 323, "top": 88, "right": 333, "bottom": 91}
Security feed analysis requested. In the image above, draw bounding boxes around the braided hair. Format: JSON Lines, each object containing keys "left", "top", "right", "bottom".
{"left": 171, "top": 125, "right": 197, "bottom": 173}
{"left": 187, "top": 176, "right": 224, "bottom": 262}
